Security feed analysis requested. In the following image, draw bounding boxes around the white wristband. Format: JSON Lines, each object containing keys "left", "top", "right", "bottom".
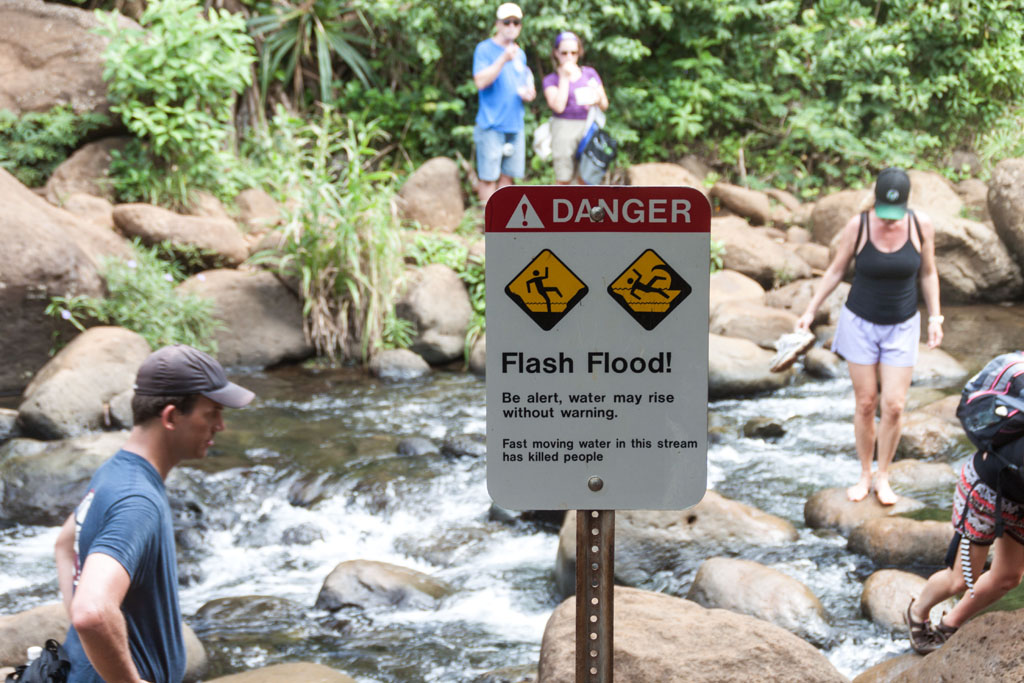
{"left": 929, "top": 315, "right": 944, "bottom": 324}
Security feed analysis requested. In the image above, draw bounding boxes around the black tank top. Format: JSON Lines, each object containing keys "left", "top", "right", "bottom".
{"left": 844, "top": 211, "right": 922, "bottom": 325}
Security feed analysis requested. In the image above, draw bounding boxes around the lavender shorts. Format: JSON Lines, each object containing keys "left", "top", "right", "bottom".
{"left": 831, "top": 306, "right": 920, "bottom": 367}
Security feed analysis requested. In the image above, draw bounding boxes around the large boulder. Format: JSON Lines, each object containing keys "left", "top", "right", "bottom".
{"left": 368, "top": 349, "right": 431, "bottom": 380}
{"left": 627, "top": 163, "right": 706, "bottom": 198}
{"left": 0, "top": 0, "right": 135, "bottom": 117}
{"left": 396, "top": 157, "right": 465, "bottom": 232}
{"left": 711, "top": 217, "right": 812, "bottom": 288}
{"left": 395, "top": 264, "right": 473, "bottom": 364}
{"left": 804, "top": 488, "right": 924, "bottom": 536}
{"left": 912, "top": 345, "right": 968, "bottom": 386}
{"left": 687, "top": 557, "right": 831, "bottom": 646}
{"left": 554, "top": 496, "right": 798, "bottom": 597}
{"left": 931, "top": 215, "right": 1023, "bottom": 302}
{"left": 206, "top": 663, "right": 355, "bottom": 683}
{"left": 0, "top": 431, "right": 126, "bottom": 525}
{"left": 234, "top": 188, "right": 281, "bottom": 232}
{"left": 810, "top": 188, "right": 870, "bottom": 245}
{"left": 860, "top": 570, "right": 955, "bottom": 634}
{"left": 16, "top": 326, "right": 150, "bottom": 440}
{"left": 896, "top": 411, "right": 970, "bottom": 462}
{"left": 708, "top": 333, "right": 793, "bottom": 398}
{"left": 988, "top": 158, "right": 1024, "bottom": 271}
{"left": 764, "top": 278, "right": 850, "bottom": 326}
{"left": 848, "top": 517, "right": 954, "bottom": 567}
{"left": 888, "top": 459, "right": 957, "bottom": 496}
{"left": 708, "top": 270, "right": 765, "bottom": 313}
{"left": 314, "top": 559, "right": 452, "bottom": 612}
{"left": 0, "top": 168, "right": 130, "bottom": 394}
{"left": 113, "top": 204, "right": 249, "bottom": 267}
{"left": 893, "top": 610, "right": 1024, "bottom": 682}
{"left": 177, "top": 269, "right": 312, "bottom": 367}
{"left": 537, "top": 586, "right": 847, "bottom": 683}
{"left": 709, "top": 301, "right": 798, "bottom": 350}
{"left": 43, "top": 138, "right": 130, "bottom": 204}
{"left": 710, "top": 182, "right": 772, "bottom": 225}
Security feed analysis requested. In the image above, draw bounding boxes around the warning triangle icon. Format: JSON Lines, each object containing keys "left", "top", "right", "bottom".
{"left": 505, "top": 195, "right": 545, "bottom": 229}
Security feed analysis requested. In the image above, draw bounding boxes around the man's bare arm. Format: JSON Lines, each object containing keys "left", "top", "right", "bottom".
{"left": 55, "top": 512, "right": 76, "bottom": 613}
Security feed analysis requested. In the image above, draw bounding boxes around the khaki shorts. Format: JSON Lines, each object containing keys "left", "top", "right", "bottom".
{"left": 550, "top": 117, "right": 589, "bottom": 183}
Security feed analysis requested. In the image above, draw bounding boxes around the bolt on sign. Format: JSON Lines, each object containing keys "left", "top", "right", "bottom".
{"left": 485, "top": 186, "right": 711, "bottom": 510}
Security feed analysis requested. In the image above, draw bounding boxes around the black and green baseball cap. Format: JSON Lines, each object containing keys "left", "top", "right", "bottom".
{"left": 874, "top": 167, "right": 910, "bottom": 220}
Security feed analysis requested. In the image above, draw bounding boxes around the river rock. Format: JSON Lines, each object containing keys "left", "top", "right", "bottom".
{"left": 16, "top": 326, "right": 150, "bottom": 439}
{"left": 468, "top": 333, "right": 486, "bottom": 375}
{"left": 893, "top": 610, "right": 1024, "bottom": 682}
{"left": 687, "top": 557, "right": 832, "bottom": 646}
{"left": 708, "top": 334, "right": 793, "bottom": 398}
{"left": 0, "top": 0, "right": 136, "bottom": 117}
{"left": 235, "top": 188, "right": 281, "bottom": 232}
{"left": 710, "top": 182, "right": 772, "bottom": 225}
{"left": 178, "top": 269, "right": 312, "bottom": 367}
{"left": 0, "top": 409, "right": 19, "bottom": 443}
{"left": 396, "top": 437, "right": 439, "bottom": 457}
{"left": 369, "top": 349, "right": 431, "bottom": 380}
{"left": 0, "top": 430, "right": 126, "bottom": 525}
{"left": 440, "top": 433, "right": 486, "bottom": 458}
{"left": 709, "top": 301, "right": 798, "bottom": 350}
{"left": 537, "top": 586, "right": 847, "bottom": 683}
{"left": 916, "top": 395, "right": 961, "bottom": 425}
{"left": 397, "top": 157, "right": 465, "bottom": 232}
{"left": 896, "top": 411, "right": 969, "bottom": 462}
{"left": 888, "top": 459, "right": 957, "bottom": 495}
{"left": 853, "top": 654, "right": 919, "bottom": 683}
{"left": 206, "top": 663, "right": 355, "bottom": 683}
{"left": 473, "top": 665, "right": 537, "bottom": 683}
{"left": 554, "top": 495, "right": 798, "bottom": 598}
{"left": 848, "top": 517, "right": 954, "bottom": 567}
{"left": 860, "top": 569, "right": 956, "bottom": 634}
{"left": 396, "top": 263, "right": 473, "bottom": 364}
{"left": 804, "top": 347, "right": 843, "bottom": 379}
{"left": 912, "top": 346, "right": 968, "bottom": 386}
{"left": 988, "top": 158, "right": 1024, "bottom": 271}
{"left": 709, "top": 269, "right": 765, "bottom": 312}
{"left": 314, "top": 559, "right": 452, "bottom": 612}
{"left": 932, "top": 215, "right": 1023, "bottom": 302}
{"left": 764, "top": 278, "right": 850, "bottom": 326}
{"left": 810, "top": 188, "right": 871, "bottom": 245}
{"left": 113, "top": 203, "right": 249, "bottom": 267}
{"left": 43, "top": 138, "right": 129, "bottom": 204}
{"left": 627, "top": 163, "right": 706, "bottom": 197}
{"left": 743, "top": 417, "right": 786, "bottom": 439}
{"left": 804, "top": 488, "right": 924, "bottom": 536}
{"left": 194, "top": 595, "right": 306, "bottom": 639}
{"left": 711, "top": 217, "right": 812, "bottom": 288}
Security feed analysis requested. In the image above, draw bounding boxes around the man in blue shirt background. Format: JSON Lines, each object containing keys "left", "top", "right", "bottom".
{"left": 54, "top": 345, "right": 254, "bottom": 683}
{"left": 473, "top": 2, "right": 536, "bottom": 204}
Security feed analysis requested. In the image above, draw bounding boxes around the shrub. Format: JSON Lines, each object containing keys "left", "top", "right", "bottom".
{"left": 0, "top": 106, "right": 108, "bottom": 187}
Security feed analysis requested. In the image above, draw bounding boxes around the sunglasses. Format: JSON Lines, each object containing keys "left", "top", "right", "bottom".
{"left": 559, "top": 50, "right": 578, "bottom": 56}
{"left": 501, "top": 18, "right": 521, "bottom": 26}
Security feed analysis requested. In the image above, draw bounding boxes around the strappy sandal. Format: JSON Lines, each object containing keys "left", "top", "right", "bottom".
{"left": 935, "top": 618, "right": 959, "bottom": 643}
{"left": 905, "top": 599, "right": 944, "bottom": 655}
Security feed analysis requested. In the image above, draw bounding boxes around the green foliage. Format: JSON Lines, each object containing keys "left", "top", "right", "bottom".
{"left": 46, "top": 238, "right": 220, "bottom": 351}
{"left": 0, "top": 106, "right": 108, "bottom": 187}
{"left": 248, "top": 108, "right": 404, "bottom": 361}
{"left": 249, "top": 0, "right": 375, "bottom": 107}
{"left": 710, "top": 239, "right": 725, "bottom": 274}
{"left": 95, "top": 0, "right": 255, "bottom": 207}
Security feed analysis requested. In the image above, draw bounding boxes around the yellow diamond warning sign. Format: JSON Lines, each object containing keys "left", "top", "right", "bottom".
{"left": 607, "top": 249, "right": 691, "bottom": 330}
{"left": 505, "top": 249, "right": 588, "bottom": 330}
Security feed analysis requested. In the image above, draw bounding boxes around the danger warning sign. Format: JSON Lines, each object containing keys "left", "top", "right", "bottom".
{"left": 486, "top": 186, "right": 711, "bottom": 511}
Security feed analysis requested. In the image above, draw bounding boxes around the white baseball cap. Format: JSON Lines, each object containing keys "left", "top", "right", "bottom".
{"left": 496, "top": 3, "right": 523, "bottom": 20}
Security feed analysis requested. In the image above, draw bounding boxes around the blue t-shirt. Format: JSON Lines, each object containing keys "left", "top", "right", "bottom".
{"left": 474, "top": 37, "right": 529, "bottom": 133}
{"left": 64, "top": 450, "right": 186, "bottom": 683}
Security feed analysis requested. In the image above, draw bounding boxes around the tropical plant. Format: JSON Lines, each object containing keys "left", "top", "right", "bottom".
{"left": 95, "top": 0, "right": 256, "bottom": 207}
{"left": 0, "top": 106, "right": 108, "bottom": 187}
{"left": 710, "top": 239, "right": 725, "bottom": 274}
{"left": 46, "top": 238, "right": 220, "bottom": 351}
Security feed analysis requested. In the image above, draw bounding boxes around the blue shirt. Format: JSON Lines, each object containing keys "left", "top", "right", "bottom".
{"left": 65, "top": 450, "right": 186, "bottom": 683}
{"left": 474, "top": 37, "right": 528, "bottom": 133}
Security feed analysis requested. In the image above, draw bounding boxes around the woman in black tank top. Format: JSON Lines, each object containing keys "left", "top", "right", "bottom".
{"left": 795, "top": 168, "right": 943, "bottom": 506}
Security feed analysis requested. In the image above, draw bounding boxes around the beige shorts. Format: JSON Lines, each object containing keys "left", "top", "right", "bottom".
{"left": 550, "top": 117, "right": 590, "bottom": 183}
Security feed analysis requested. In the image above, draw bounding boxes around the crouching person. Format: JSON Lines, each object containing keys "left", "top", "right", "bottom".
{"left": 54, "top": 345, "right": 254, "bottom": 682}
{"left": 906, "top": 439, "right": 1024, "bottom": 654}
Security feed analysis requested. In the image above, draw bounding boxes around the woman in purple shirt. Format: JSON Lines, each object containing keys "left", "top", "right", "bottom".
{"left": 542, "top": 32, "right": 609, "bottom": 184}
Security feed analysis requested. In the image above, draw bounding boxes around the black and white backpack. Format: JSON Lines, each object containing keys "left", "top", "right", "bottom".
{"left": 957, "top": 351, "right": 1024, "bottom": 473}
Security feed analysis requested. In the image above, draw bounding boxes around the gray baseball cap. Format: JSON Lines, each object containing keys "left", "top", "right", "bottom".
{"left": 134, "top": 345, "right": 254, "bottom": 408}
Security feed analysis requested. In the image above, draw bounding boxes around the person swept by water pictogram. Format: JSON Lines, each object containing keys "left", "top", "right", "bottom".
{"left": 526, "top": 268, "right": 562, "bottom": 312}
{"left": 626, "top": 266, "right": 671, "bottom": 300}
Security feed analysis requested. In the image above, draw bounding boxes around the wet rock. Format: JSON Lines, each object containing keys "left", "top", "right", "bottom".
{"left": 743, "top": 417, "right": 786, "bottom": 439}
{"left": 912, "top": 346, "right": 968, "bottom": 386}
{"left": 804, "top": 347, "right": 843, "bottom": 379}
{"left": 687, "top": 557, "right": 832, "bottom": 646}
{"left": 369, "top": 349, "right": 431, "bottom": 381}
{"left": 852, "top": 653, "right": 919, "bottom": 682}
{"left": 205, "top": 663, "right": 356, "bottom": 683}
{"left": 472, "top": 664, "right": 537, "bottom": 683}
{"left": 860, "top": 569, "right": 955, "bottom": 634}
{"left": 848, "top": 517, "right": 954, "bottom": 566}
{"left": 281, "top": 523, "right": 324, "bottom": 545}
{"left": 315, "top": 559, "right": 452, "bottom": 612}
{"left": 710, "top": 182, "right": 772, "bottom": 225}
{"left": 43, "top": 138, "right": 129, "bottom": 204}
{"left": 894, "top": 610, "right": 1024, "bottom": 682}
{"left": 554, "top": 495, "right": 798, "bottom": 598}
{"left": 440, "top": 433, "right": 486, "bottom": 458}
{"left": 888, "top": 459, "right": 957, "bottom": 495}
{"left": 396, "top": 437, "right": 438, "bottom": 457}
{"left": 395, "top": 263, "right": 473, "bottom": 364}
{"left": 810, "top": 188, "right": 871, "bottom": 245}
{"left": 711, "top": 216, "right": 812, "bottom": 288}
{"left": 194, "top": 595, "right": 306, "bottom": 639}
{"left": 0, "top": 409, "right": 19, "bottom": 443}
{"left": 112, "top": 203, "right": 249, "bottom": 267}
{"left": 17, "top": 326, "right": 150, "bottom": 439}
{"left": 537, "top": 586, "right": 847, "bottom": 683}
{"left": 764, "top": 278, "right": 850, "bottom": 327}
{"left": 0, "top": 431, "right": 126, "bottom": 525}
{"left": 708, "top": 334, "right": 792, "bottom": 398}
{"left": 897, "top": 411, "right": 970, "bottom": 462}
{"left": 396, "top": 157, "right": 465, "bottom": 231}
{"left": 286, "top": 472, "right": 338, "bottom": 508}
{"left": 710, "top": 301, "right": 798, "bottom": 350}
{"left": 988, "top": 158, "right": 1024, "bottom": 271}
{"left": 709, "top": 269, "right": 765, "bottom": 312}
{"left": 804, "top": 487, "right": 924, "bottom": 536}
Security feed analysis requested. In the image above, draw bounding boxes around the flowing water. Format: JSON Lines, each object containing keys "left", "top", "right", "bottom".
{"left": 1, "top": 303, "right": 1020, "bottom": 681}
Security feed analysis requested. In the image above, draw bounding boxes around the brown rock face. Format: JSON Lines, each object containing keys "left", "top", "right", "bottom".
{"left": 988, "top": 158, "right": 1024, "bottom": 272}
{"left": 894, "top": 610, "right": 1024, "bottom": 683}
{"left": 396, "top": 157, "right": 465, "bottom": 231}
{"left": 112, "top": 203, "right": 249, "bottom": 267}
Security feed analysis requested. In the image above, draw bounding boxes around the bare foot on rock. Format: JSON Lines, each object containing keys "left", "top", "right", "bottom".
{"left": 875, "top": 476, "right": 899, "bottom": 506}
{"left": 847, "top": 475, "right": 871, "bottom": 503}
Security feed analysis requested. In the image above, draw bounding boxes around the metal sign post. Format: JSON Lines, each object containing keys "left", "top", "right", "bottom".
{"left": 484, "top": 186, "right": 711, "bottom": 681}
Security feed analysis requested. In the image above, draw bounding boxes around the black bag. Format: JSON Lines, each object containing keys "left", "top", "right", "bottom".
{"left": 4, "top": 640, "right": 70, "bottom": 683}
{"left": 575, "top": 123, "right": 617, "bottom": 185}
